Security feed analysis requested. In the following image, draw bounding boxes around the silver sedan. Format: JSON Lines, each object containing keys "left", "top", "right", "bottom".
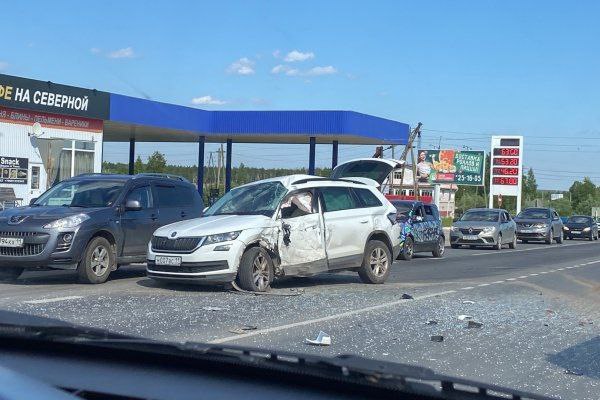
{"left": 450, "top": 208, "right": 517, "bottom": 250}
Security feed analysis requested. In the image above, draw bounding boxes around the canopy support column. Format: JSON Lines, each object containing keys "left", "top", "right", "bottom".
{"left": 225, "top": 139, "right": 232, "bottom": 192}
{"left": 332, "top": 140, "right": 339, "bottom": 169}
{"left": 197, "top": 136, "right": 205, "bottom": 199}
{"left": 309, "top": 137, "right": 316, "bottom": 175}
{"left": 128, "top": 137, "right": 135, "bottom": 175}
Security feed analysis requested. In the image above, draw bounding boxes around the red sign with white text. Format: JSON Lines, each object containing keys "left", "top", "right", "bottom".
{"left": 0, "top": 105, "right": 103, "bottom": 132}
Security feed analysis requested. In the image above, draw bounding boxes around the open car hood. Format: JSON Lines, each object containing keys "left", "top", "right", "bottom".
{"left": 331, "top": 158, "right": 405, "bottom": 185}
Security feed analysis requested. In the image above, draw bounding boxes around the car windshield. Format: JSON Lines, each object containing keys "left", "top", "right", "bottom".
{"left": 33, "top": 180, "right": 125, "bottom": 208}
{"left": 568, "top": 216, "right": 591, "bottom": 224}
{"left": 516, "top": 209, "right": 551, "bottom": 219}
{"left": 460, "top": 210, "right": 499, "bottom": 222}
{"left": 204, "top": 181, "right": 288, "bottom": 217}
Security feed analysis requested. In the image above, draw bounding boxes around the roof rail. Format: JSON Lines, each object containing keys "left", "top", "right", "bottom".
{"left": 135, "top": 173, "right": 189, "bottom": 182}
{"left": 291, "top": 177, "right": 366, "bottom": 186}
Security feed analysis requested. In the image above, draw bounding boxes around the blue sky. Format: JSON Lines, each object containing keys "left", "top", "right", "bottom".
{"left": 3, "top": 0, "right": 600, "bottom": 189}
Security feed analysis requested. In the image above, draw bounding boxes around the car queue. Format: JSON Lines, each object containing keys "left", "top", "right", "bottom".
{"left": 0, "top": 159, "right": 597, "bottom": 291}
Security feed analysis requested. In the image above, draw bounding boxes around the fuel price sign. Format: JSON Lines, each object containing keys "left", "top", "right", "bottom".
{"left": 489, "top": 136, "right": 524, "bottom": 212}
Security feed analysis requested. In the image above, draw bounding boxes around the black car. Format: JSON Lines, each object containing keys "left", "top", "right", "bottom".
{"left": 0, "top": 173, "right": 203, "bottom": 283}
{"left": 390, "top": 200, "right": 445, "bottom": 260}
{"left": 563, "top": 215, "right": 599, "bottom": 241}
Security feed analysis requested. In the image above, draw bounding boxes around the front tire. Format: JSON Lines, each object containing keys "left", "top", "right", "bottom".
{"left": 0, "top": 267, "right": 24, "bottom": 282}
{"left": 399, "top": 237, "right": 414, "bottom": 261}
{"left": 545, "top": 229, "right": 553, "bottom": 245}
{"left": 237, "top": 247, "right": 273, "bottom": 292}
{"left": 556, "top": 232, "right": 563, "bottom": 244}
{"left": 589, "top": 233, "right": 594, "bottom": 241}
{"left": 77, "top": 237, "right": 114, "bottom": 284}
{"left": 432, "top": 236, "right": 445, "bottom": 258}
{"left": 358, "top": 240, "right": 391, "bottom": 284}
{"left": 508, "top": 234, "right": 517, "bottom": 249}
{"left": 494, "top": 234, "right": 502, "bottom": 250}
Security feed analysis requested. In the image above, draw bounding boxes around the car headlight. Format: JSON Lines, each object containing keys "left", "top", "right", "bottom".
{"left": 482, "top": 226, "right": 496, "bottom": 233}
{"left": 450, "top": 226, "right": 459, "bottom": 232}
{"left": 43, "top": 214, "right": 90, "bottom": 229}
{"left": 583, "top": 227, "right": 591, "bottom": 232}
{"left": 203, "top": 231, "right": 241, "bottom": 245}
{"left": 563, "top": 226, "right": 570, "bottom": 231}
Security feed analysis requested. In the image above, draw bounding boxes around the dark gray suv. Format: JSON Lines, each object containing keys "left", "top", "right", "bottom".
{"left": 514, "top": 207, "right": 563, "bottom": 244}
{"left": 0, "top": 174, "right": 203, "bottom": 283}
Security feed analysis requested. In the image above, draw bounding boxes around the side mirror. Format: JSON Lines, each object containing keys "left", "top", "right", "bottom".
{"left": 125, "top": 199, "right": 142, "bottom": 211}
{"left": 29, "top": 198, "right": 38, "bottom": 206}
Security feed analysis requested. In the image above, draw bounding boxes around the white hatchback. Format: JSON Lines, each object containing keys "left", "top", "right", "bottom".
{"left": 146, "top": 175, "right": 401, "bottom": 291}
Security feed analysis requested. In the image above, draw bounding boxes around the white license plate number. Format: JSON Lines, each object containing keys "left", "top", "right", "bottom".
{"left": 463, "top": 235, "right": 479, "bottom": 240}
{"left": 155, "top": 256, "right": 181, "bottom": 266}
{"left": 571, "top": 230, "right": 580, "bottom": 233}
{"left": 0, "top": 237, "right": 24, "bottom": 248}
{"left": 520, "top": 229, "right": 532, "bottom": 233}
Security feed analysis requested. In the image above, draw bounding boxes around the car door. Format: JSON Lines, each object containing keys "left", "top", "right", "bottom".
{"left": 319, "top": 186, "right": 373, "bottom": 267}
{"left": 423, "top": 204, "right": 441, "bottom": 249}
{"left": 551, "top": 210, "right": 562, "bottom": 235}
{"left": 120, "top": 184, "right": 160, "bottom": 257}
{"left": 410, "top": 204, "right": 428, "bottom": 251}
{"left": 504, "top": 211, "right": 516, "bottom": 242}
{"left": 276, "top": 190, "right": 327, "bottom": 275}
{"left": 153, "top": 183, "right": 189, "bottom": 226}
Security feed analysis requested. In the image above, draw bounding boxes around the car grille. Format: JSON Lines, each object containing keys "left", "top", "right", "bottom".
{"left": 0, "top": 243, "right": 45, "bottom": 256}
{"left": 148, "top": 261, "right": 228, "bottom": 274}
{"left": 0, "top": 231, "right": 39, "bottom": 238}
{"left": 459, "top": 228, "right": 483, "bottom": 235}
{"left": 151, "top": 236, "right": 203, "bottom": 252}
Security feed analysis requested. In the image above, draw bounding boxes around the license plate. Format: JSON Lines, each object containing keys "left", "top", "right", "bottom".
{"left": 519, "top": 229, "right": 532, "bottom": 233}
{"left": 571, "top": 230, "right": 580, "bottom": 234}
{"left": 463, "top": 235, "right": 479, "bottom": 240}
{"left": 155, "top": 256, "right": 182, "bottom": 266}
{"left": 0, "top": 237, "right": 24, "bottom": 248}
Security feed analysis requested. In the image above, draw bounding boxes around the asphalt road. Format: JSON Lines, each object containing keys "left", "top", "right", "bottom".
{"left": 1, "top": 239, "right": 599, "bottom": 399}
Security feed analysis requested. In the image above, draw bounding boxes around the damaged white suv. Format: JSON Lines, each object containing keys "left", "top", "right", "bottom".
{"left": 147, "top": 175, "right": 401, "bottom": 291}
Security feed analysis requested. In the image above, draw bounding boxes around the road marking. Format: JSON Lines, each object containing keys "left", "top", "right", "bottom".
{"left": 461, "top": 286, "right": 475, "bottom": 290}
{"left": 557, "top": 268, "right": 565, "bottom": 271}
{"left": 491, "top": 280, "right": 504, "bottom": 284}
{"left": 518, "top": 275, "right": 528, "bottom": 279}
{"left": 478, "top": 283, "right": 490, "bottom": 287}
{"left": 465, "top": 241, "right": 593, "bottom": 257}
{"left": 540, "top": 271, "right": 548, "bottom": 274}
{"left": 529, "top": 273, "right": 539, "bottom": 276}
{"left": 24, "top": 295, "right": 83, "bottom": 304}
{"left": 585, "top": 260, "right": 600, "bottom": 265}
{"left": 209, "top": 290, "right": 457, "bottom": 344}
{"left": 506, "top": 278, "right": 517, "bottom": 280}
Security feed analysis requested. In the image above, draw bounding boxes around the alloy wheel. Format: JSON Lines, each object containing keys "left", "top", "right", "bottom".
{"left": 369, "top": 247, "right": 389, "bottom": 277}
{"left": 91, "top": 246, "right": 110, "bottom": 277}
{"left": 438, "top": 237, "right": 445, "bottom": 256}
{"left": 252, "top": 253, "right": 270, "bottom": 291}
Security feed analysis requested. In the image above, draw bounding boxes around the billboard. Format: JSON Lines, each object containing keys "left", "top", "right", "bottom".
{"left": 0, "top": 156, "right": 28, "bottom": 184}
{"left": 416, "top": 149, "right": 485, "bottom": 186}
{"left": 488, "top": 135, "right": 524, "bottom": 212}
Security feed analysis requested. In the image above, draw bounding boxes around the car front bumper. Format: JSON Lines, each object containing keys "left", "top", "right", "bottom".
{"left": 0, "top": 226, "right": 92, "bottom": 270}
{"left": 516, "top": 229, "right": 549, "bottom": 240}
{"left": 146, "top": 239, "right": 246, "bottom": 283}
{"left": 450, "top": 231, "right": 498, "bottom": 246}
{"left": 564, "top": 229, "right": 591, "bottom": 238}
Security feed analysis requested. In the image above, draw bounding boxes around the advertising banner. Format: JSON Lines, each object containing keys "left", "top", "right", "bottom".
{"left": 0, "top": 156, "right": 28, "bottom": 184}
{"left": 416, "top": 149, "right": 485, "bottom": 186}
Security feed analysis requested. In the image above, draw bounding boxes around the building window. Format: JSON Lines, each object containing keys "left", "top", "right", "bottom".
{"left": 31, "top": 166, "right": 40, "bottom": 189}
{"left": 393, "top": 171, "right": 402, "bottom": 181}
{"left": 56, "top": 140, "right": 95, "bottom": 183}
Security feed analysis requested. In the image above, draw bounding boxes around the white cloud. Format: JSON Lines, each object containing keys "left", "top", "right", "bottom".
{"left": 270, "top": 64, "right": 288, "bottom": 74}
{"left": 90, "top": 47, "right": 101, "bottom": 54}
{"left": 286, "top": 68, "right": 300, "bottom": 76}
{"left": 306, "top": 65, "right": 337, "bottom": 76}
{"left": 0, "top": 61, "right": 8, "bottom": 71}
{"left": 226, "top": 57, "right": 255, "bottom": 75}
{"left": 191, "top": 95, "right": 227, "bottom": 106}
{"left": 272, "top": 49, "right": 281, "bottom": 58}
{"left": 107, "top": 47, "right": 136, "bottom": 59}
{"left": 284, "top": 50, "right": 315, "bottom": 62}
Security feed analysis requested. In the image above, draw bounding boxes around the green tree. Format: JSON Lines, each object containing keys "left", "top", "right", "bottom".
{"left": 146, "top": 151, "right": 167, "bottom": 173}
{"left": 522, "top": 168, "right": 538, "bottom": 203}
{"left": 569, "top": 177, "right": 598, "bottom": 212}
{"left": 549, "top": 197, "right": 572, "bottom": 217}
{"left": 134, "top": 156, "right": 145, "bottom": 174}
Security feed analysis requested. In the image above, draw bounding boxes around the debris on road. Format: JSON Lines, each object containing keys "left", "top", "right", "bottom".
{"left": 228, "top": 325, "right": 258, "bottom": 335}
{"left": 545, "top": 309, "right": 555, "bottom": 315}
{"left": 457, "top": 315, "right": 473, "bottom": 321}
{"left": 430, "top": 335, "right": 444, "bottom": 342}
{"left": 202, "top": 306, "right": 224, "bottom": 311}
{"left": 462, "top": 300, "right": 475, "bottom": 304}
{"left": 467, "top": 320, "right": 483, "bottom": 329}
{"left": 306, "top": 331, "right": 331, "bottom": 346}
{"left": 401, "top": 293, "right": 414, "bottom": 299}
{"left": 230, "top": 281, "right": 303, "bottom": 296}
{"left": 425, "top": 320, "right": 438, "bottom": 325}
{"left": 564, "top": 369, "right": 583, "bottom": 376}
{"left": 578, "top": 319, "right": 593, "bottom": 326}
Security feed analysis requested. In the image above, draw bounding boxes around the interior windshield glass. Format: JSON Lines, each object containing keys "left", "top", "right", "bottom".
{"left": 568, "top": 216, "right": 591, "bottom": 224}
{"left": 460, "top": 210, "right": 499, "bottom": 222}
{"left": 204, "top": 181, "right": 288, "bottom": 217}
{"left": 332, "top": 161, "right": 392, "bottom": 183}
{"left": 34, "top": 180, "right": 125, "bottom": 207}
{"left": 517, "top": 209, "right": 551, "bottom": 219}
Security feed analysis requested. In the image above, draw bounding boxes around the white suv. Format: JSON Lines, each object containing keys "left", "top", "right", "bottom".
{"left": 147, "top": 175, "right": 401, "bottom": 291}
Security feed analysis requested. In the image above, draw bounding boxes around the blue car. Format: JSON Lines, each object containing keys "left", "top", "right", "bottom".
{"left": 390, "top": 200, "right": 445, "bottom": 260}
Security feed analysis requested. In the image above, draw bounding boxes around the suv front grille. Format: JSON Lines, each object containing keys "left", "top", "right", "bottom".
{"left": 0, "top": 243, "right": 45, "bottom": 256}
{"left": 151, "top": 236, "right": 203, "bottom": 252}
{"left": 459, "top": 228, "right": 483, "bottom": 235}
{"left": 0, "top": 231, "right": 39, "bottom": 237}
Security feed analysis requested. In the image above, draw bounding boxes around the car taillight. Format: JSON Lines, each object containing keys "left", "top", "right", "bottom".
{"left": 387, "top": 212, "right": 398, "bottom": 225}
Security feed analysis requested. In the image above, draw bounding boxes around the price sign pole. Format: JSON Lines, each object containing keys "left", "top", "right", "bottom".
{"left": 488, "top": 136, "right": 524, "bottom": 213}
